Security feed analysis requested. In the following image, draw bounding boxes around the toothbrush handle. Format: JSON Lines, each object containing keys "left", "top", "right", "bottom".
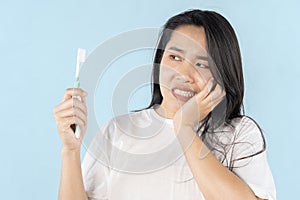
{"left": 71, "top": 124, "right": 81, "bottom": 139}
{"left": 71, "top": 79, "right": 81, "bottom": 138}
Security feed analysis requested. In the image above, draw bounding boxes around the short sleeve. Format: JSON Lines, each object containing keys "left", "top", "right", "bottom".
{"left": 82, "top": 125, "right": 112, "bottom": 200}
{"left": 231, "top": 117, "right": 276, "bottom": 200}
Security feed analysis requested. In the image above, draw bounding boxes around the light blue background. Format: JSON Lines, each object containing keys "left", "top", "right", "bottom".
{"left": 1, "top": 0, "right": 299, "bottom": 199}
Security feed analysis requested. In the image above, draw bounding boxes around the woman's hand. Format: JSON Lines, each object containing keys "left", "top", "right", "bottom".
{"left": 53, "top": 88, "right": 88, "bottom": 152}
{"left": 173, "top": 78, "right": 226, "bottom": 134}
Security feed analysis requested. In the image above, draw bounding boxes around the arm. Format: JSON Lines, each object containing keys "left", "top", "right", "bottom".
{"left": 173, "top": 79, "right": 267, "bottom": 200}
{"left": 53, "top": 88, "right": 89, "bottom": 200}
{"left": 177, "top": 126, "right": 263, "bottom": 200}
{"left": 59, "top": 150, "right": 88, "bottom": 200}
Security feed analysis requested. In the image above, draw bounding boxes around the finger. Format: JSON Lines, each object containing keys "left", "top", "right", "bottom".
{"left": 69, "top": 117, "right": 86, "bottom": 136}
{"left": 206, "top": 96, "right": 225, "bottom": 114}
{"left": 210, "top": 84, "right": 225, "bottom": 99}
{"left": 56, "top": 108, "right": 87, "bottom": 125}
{"left": 196, "top": 78, "right": 214, "bottom": 100}
{"left": 54, "top": 98, "right": 87, "bottom": 117}
{"left": 202, "top": 84, "right": 225, "bottom": 104}
{"left": 53, "top": 98, "right": 85, "bottom": 114}
{"left": 54, "top": 98, "right": 87, "bottom": 116}
{"left": 57, "top": 108, "right": 87, "bottom": 126}
{"left": 62, "top": 88, "right": 88, "bottom": 102}
{"left": 209, "top": 80, "right": 218, "bottom": 93}
{"left": 203, "top": 86, "right": 226, "bottom": 110}
{"left": 58, "top": 116, "right": 86, "bottom": 133}
{"left": 72, "top": 98, "right": 88, "bottom": 115}
{"left": 81, "top": 95, "right": 87, "bottom": 104}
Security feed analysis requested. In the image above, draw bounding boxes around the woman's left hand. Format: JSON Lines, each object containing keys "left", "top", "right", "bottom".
{"left": 173, "top": 78, "right": 226, "bottom": 134}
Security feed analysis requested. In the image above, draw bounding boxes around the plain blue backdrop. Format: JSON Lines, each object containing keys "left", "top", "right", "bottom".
{"left": 1, "top": 0, "right": 299, "bottom": 199}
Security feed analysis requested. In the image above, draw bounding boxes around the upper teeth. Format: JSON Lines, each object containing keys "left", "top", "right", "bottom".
{"left": 174, "top": 89, "right": 195, "bottom": 98}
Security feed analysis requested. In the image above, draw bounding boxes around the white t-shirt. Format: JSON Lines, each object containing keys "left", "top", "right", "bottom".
{"left": 82, "top": 108, "right": 276, "bottom": 200}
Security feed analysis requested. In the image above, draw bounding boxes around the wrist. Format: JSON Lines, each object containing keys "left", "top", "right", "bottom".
{"left": 174, "top": 125, "right": 197, "bottom": 149}
{"left": 174, "top": 122, "right": 194, "bottom": 134}
{"left": 173, "top": 113, "right": 198, "bottom": 134}
{"left": 61, "top": 148, "right": 81, "bottom": 157}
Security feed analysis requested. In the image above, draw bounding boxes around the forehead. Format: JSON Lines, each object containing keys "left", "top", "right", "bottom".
{"left": 166, "top": 25, "right": 207, "bottom": 55}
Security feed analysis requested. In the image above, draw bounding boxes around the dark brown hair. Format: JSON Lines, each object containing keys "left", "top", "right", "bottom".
{"left": 147, "top": 9, "right": 266, "bottom": 170}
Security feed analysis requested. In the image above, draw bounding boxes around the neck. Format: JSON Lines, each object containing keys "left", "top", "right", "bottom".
{"left": 154, "top": 104, "right": 177, "bottom": 119}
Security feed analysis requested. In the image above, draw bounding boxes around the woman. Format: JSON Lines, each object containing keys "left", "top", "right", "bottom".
{"left": 53, "top": 9, "right": 276, "bottom": 200}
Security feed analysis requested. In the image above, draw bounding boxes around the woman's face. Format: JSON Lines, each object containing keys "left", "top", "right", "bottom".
{"left": 159, "top": 25, "right": 213, "bottom": 117}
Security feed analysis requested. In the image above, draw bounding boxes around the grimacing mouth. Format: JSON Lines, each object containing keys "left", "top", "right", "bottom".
{"left": 172, "top": 87, "right": 197, "bottom": 98}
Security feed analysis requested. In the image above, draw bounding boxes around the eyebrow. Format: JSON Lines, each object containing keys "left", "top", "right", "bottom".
{"left": 168, "top": 46, "right": 209, "bottom": 61}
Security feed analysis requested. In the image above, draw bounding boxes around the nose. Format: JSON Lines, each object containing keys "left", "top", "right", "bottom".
{"left": 175, "top": 60, "right": 196, "bottom": 83}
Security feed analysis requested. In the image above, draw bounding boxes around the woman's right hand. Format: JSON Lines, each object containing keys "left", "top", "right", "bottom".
{"left": 53, "top": 88, "right": 88, "bottom": 152}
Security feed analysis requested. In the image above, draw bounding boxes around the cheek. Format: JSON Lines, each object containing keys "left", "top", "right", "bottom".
{"left": 203, "top": 71, "right": 213, "bottom": 81}
{"left": 159, "top": 65, "right": 178, "bottom": 102}
{"left": 159, "top": 65, "right": 176, "bottom": 88}
{"left": 195, "top": 69, "right": 213, "bottom": 82}
{"left": 160, "top": 55, "right": 182, "bottom": 82}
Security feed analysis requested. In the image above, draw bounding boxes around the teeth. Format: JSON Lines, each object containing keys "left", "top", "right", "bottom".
{"left": 173, "top": 89, "right": 195, "bottom": 98}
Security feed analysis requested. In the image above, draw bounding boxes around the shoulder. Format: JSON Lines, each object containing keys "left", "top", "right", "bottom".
{"left": 230, "top": 116, "right": 265, "bottom": 141}
{"left": 100, "top": 108, "right": 152, "bottom": 136}
{"left": 229, "top": 115, "right": 266, "bottom": 156}
{"left": 105, "top": 108, "right": 152, "bottom": 127}
{"left": 230, "top": 115, "right": 260, "bottom": 128}
{"left": 89, "top": 109, "right": 152, "bottom": 152}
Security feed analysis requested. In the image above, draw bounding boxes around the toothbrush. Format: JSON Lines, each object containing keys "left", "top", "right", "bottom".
{"left": 71, "top": 48, "right": 86, "bottom": 139}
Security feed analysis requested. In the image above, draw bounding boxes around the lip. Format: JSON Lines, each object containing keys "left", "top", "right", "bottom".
{"left": 171, "top": 87, "right": 196, "bottom": 103}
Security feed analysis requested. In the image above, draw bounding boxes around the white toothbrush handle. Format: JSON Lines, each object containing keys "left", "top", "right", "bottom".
{"left": 73, "top": 79, "right": 81, "bottom": 139}
{"left": 74, "top": 124, "right": 81, "bottom": 139}
{"left": 73, "top": 48, "right": 86, "bottom": 139}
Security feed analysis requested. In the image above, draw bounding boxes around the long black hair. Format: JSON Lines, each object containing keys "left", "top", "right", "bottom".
{"left": 147, "top": 9, "right": 266, "bottom": 170}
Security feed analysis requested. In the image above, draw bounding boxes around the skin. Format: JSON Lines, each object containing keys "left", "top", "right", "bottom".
{"left": 157, "top": 25, "right": 219, "bottom": 125}
{"left": 156, "top": 25, "right": 264, "bottom": 200}
{"left": 53, "top": 88, "right": 88, "bottom": 200}
{"left": 53, "top": 25, "right": 264, "bottom": 200}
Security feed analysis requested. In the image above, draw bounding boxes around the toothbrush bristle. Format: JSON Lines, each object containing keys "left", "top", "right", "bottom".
{"left": 77, "top": 48, "right": 86, "bottom": 63}
{"left": 75, "top": 48, "right": 86, "bottom": 78}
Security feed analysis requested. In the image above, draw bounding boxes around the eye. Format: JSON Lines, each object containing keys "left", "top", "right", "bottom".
{"left": 169, "top": 54, "right": 181, "bottom": 61}
{"left": 195, "top": 63, "right": 209, "bottom": 68}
